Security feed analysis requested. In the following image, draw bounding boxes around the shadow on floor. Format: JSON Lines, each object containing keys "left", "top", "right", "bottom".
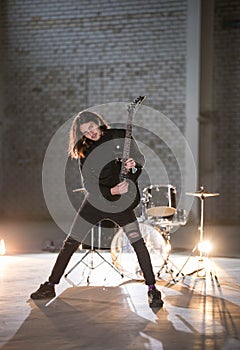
{"left": 1, "top": 280, "right": 240, "bottom": 350}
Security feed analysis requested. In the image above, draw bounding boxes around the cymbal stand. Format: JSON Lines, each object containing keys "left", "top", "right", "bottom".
{"left": 64, "top": 223, "right": 123, "bottom": 286}
{"left": 173, "top": 187, "right": 220, "bottom": 286}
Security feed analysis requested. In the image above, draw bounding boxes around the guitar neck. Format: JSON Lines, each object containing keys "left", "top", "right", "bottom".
{"left": 120, "top": 118, "right": 133, "bottom": 180}
{"left": 119, "top": 96, "right": 146, "bottom": 181}
{"left": 122, "top": 118, "right": 133, "bottom": 160}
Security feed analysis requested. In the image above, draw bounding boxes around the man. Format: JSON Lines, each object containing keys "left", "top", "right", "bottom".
{"left": 31, "top": 110, "right": 163, "bottom": 308}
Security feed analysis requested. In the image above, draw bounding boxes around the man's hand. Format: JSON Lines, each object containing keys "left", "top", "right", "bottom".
{"left": 124, "top": 158, "right": 136, "bottom": 171}
{"left": 110, "top": 181, "right": 129, "bottom": 195}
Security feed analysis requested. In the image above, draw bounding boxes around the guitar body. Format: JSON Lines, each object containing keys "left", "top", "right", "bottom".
{"left": 109, "top": 170, "right": 141, "bottom": 211}
{"left": 123, "top": 177, "right": 141, "bottom": 210}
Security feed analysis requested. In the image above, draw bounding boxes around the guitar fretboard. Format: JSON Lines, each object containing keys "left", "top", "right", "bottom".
{"left": 120, "top": 116, "right": 133, "bottom": 180}
{"left": 119, "top": 96, "right": 146, "bottom": 181}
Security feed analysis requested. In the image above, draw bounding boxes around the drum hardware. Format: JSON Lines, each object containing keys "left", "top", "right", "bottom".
{"left": 148, "top": 207, "right": 187, "bottom": 239}
{"left": 172, "top": 186, "right": 220, "bottom": 286}
{"left": 139, "top": 184, "right": 187, "bottom": 280}
{"left": 154, "top": 222, "right": 180, "bottom": 280}
{"left": 138, "top": 195, "right": 149, "bottom": 222}
{"left": 64, "top": 222, "right": 124, "bottom": 286}
{"left": 172, "top": 209, "right": 187, "bottom": 226}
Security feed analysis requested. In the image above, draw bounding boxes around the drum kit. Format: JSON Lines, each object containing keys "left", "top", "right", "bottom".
{"left": 70, "top": 184, "right": 220, "bottom": 284}
{"left": 111, "top": 184, "right": 220, "bottom": 283}
{"left": 111, "top": 184, "right": 187, "bottom": 280}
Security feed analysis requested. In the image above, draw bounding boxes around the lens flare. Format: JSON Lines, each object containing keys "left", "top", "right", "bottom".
{"left": 0, "top": 239, "right": 6, "bottom": 256}
{"left": 198, "top": 240, "right": 212, "bottom": 255}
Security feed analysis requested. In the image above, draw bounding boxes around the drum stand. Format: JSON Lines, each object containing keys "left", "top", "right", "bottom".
{"left": 64, "top": 223, "right": 123, "bottom": 286}
{"left": 173, "top": 187, "right": 220, "bottom": 286}
{"left": 155, "top": 223, "right": 179, "bottom": 281}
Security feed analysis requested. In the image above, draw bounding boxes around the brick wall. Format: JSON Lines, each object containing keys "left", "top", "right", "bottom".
{"left": 0, "top": 0, "right": 239, "bottom": 227}
{"left": 0, "top": 0, "right": 188, "bottom": 221}
{"left": 211, "top": 0, "right": 240, "bottom": 224}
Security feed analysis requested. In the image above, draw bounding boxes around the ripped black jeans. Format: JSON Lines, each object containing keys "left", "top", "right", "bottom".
{"left": 48, "top": 199, "right": 156, "bottom": 286}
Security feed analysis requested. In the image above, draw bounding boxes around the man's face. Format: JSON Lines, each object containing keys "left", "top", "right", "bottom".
{"left": 80, "top": 121, "right": 102, "bottom": 141}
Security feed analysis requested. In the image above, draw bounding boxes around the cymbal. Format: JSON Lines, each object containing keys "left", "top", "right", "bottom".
{"left": 154, "top": 220, "right": 186, "bottom": 227}
{"left": 186, "top": 189, "right": 219, "bottom": 198}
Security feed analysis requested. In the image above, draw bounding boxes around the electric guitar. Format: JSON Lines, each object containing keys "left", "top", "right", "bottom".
{"left": 118, "top": 95, "right": 146, "bottom": 209}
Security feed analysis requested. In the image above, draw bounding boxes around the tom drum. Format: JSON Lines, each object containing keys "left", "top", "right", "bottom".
{"left": 143, "top": 184, "right": 177, "bottom": 218}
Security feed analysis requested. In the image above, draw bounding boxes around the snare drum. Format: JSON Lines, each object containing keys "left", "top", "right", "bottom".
{"left": 111, "top": 222, "right": 166, "bottom": 279}
{"left": 143, "top": 184, "right": 177, "bottom": 218}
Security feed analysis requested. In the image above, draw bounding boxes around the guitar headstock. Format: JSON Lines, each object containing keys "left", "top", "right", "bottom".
{"left": 127, "top": 95, "right": 146, "bottom": 115}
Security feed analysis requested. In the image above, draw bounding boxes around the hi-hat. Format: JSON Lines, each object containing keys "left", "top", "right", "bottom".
{"left": 186, "top": 186, "right": 219, "bottom": 198}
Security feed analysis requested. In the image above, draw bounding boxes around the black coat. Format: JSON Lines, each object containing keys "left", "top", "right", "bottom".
{"left": 80, "top": 128, "right": 145, "bottom": 211}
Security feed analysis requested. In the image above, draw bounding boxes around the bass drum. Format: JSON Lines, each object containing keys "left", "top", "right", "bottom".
{"left": 111, "top": 222, "right": 166, "bottom": 280}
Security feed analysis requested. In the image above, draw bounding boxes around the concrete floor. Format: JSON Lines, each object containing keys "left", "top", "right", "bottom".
{"left": 0, "top": 249, "right": 240, "bottom": 350}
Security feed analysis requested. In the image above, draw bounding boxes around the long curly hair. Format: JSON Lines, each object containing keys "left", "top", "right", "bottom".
{"left": 68, "top": 110, "right": 109, "bottom": 159}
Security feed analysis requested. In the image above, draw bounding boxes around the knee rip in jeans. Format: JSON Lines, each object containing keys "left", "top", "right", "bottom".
{"left": 129, "top": 231, "right": 141, "bottom": 239}
{"left": 128, "top": 231, "right": 142, "bottom": 244}
{"left": 123, "top": 221, "right": 142, "bottom": 243}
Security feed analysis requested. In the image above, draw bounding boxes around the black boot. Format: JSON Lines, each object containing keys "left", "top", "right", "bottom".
{"left": 30, "top": 282, "right": 56, "bottom": 300}
{"left": 148, "top": 288, "right": 164, "bottom": 308}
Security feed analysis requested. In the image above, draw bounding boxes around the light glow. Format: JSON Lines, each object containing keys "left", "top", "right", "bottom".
{"left": 0, "top": 239, "right": 6, "bottom": 256}
{"left": 198, "top": 240, "right": 212, "bottom": 255}
{"left": 164, "top": 241, "right": 171, "bottom": 254}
